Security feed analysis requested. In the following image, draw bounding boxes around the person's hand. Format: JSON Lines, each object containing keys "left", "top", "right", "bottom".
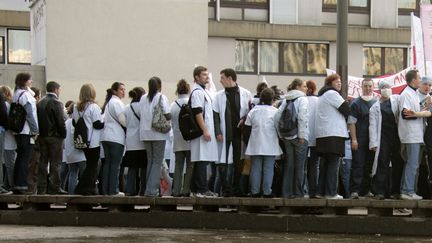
{"left": 298, "top": 138, "right": 305, "bottom": 145}
{"left": 216, "top": 134, "right": 223, "bottom": 142}
{"left": 351, "top": 140, "right": 358, "bottom": 151}
{"left": 203, "top": 130, "right": 211, "bottom": 141}
{"left": 403, "top": 109, "right": 416, "bottom": 118}
{"left": 370, "top": 147, "right": 377, "bottom": 151}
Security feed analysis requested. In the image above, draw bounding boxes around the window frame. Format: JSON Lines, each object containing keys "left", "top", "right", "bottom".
{"left": 362, "top": 46, "right": 408, "bottom": 78}
{"left": 220, "top": 0, "right": 269, "bottom": 9}
{"left": 398, "top": 0, "right": 420, "bottom": 16}
{"left": 0, "top": 36, "right": 4, "bottom": 64}
{"left": 259, "top": 41, "right": 329, "bottom": 76}
{"left": 322, "top": 0, "right": 371, "bottom": 14}
{"left": 235, "top": 39, "right": 259, "bottom": 75}
{"left": 7, "top": 28, "right": 31, "bottom": 65}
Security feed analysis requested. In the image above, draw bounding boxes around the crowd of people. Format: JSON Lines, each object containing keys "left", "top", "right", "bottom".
{"left": 0, "top": 67, "right": 431, "bottom": 200}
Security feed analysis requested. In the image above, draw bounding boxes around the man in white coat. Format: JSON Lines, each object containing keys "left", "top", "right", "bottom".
{"left": 398, "top": 69, "right": 423, "bottom": 200}
{"left": 213, "top": 68, "right": 252, "bottom": 197}
{"left": 190, "top": 66, "right": 219, "bottom": 197}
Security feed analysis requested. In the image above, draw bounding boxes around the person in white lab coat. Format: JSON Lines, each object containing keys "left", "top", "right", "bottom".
{"left": 190, "top": 66, "right": 218, "bottom": 197}
{"left": 213, "top": 68, "right": 251, "bottom": 197}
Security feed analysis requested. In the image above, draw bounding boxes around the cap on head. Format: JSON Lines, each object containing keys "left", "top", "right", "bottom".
{"left": 378, "top": 80, "right": 390, "bottom": 90}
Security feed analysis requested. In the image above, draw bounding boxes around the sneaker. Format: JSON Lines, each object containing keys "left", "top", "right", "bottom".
{"left": 0, "top": 188, "right": 12, "bottom": 195}
{"left": 390, "top": 194, "right": 400, "bottom": 200}
{"left": 400, "top": 193, "right": 422, "bottom": 200}
{"left": 350, "top": 192, "right": 359, "bottom": 199}
{"left": 196, "top": 191, "right": 217, "bottom": 198}
{"left": 326, "top": 194, "right": 343, "bottom": 199}
{"left": 113, "top": 192, "right": 125, "bottom": 197}
{"left": 364, "top": 192, "right": 374, "bottom": 198}
{"left": 374, "top": 194, "right": 385, "bottom": 200}
{"left": 189, "top": 192, "right": 196, "bottom": 197}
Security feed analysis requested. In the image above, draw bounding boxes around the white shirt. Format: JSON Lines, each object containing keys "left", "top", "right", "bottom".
{"left": 398, "top": 86, "right": 424, "bottom": 144}
{"left": 72, "top": 103, "right": 103, "bottom": 148}
{"left": 124, "top": 102, "right": 145, "bottom": 151}
{"left": 190, "top": 83, "right": 218, "bottom": 162}
{"left": 64, "top": 118, "right": 86, "bottom": 163}
{"left": 13, "top": 88, "right": 38, "bottom": 135}
{"left": 306, "top": 96, "right": 318, "bottom": 147}
{"left": 245, "top": 105, "right": 282, "bottom": 156}
{"left": 315, "top": 90, "right": 349, "bottom": 139}
{"left": 170, "top": 95, "right": 191, "bottom": 152}
{"left": 139, "top": 92, "right": 171, "bottom": 141}
{"left": 101, "top": 96, "right": 126, "bottom": 145}
{"left": 4, "top": 102, "right": 16, "bottom": 150}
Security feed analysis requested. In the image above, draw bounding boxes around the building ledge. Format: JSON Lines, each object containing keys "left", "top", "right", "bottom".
{"left": 0, "top": 10, "right": 30, "bottom": 28}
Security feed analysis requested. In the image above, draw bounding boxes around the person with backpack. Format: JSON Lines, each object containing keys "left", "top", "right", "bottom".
{"left": 11, "top": 73, "right": 38, "bottom": 194}
{"left": 275, "top": 79, "right": 309, "bottom": 198}
{"left": 170, "top": 79, "right": 193, "bottom": 197}
{"left": 244, "top": 88, "right": 282, "bottom": 197}
{"left": 123, "top": 87, "right": 147, "bottom": 196}
{"left": 100, "top": 82, "right": 127, "bottom": 196}
{"left": 213, "top": 68, "right": 252, "bottom": 197}
{"left": 315, "top": 74, "right": 350, "bottom": 199}
{"left": 139, "top": 77, "right": 171, "bottom": 197}
{"left": 72, "top": 84, "right": 104, "bottom": 195}
{"left": 36, "top": 81, "right": 67, "bottom": 194}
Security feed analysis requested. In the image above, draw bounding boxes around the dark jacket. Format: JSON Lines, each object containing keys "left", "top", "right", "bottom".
{"left": 37, "top": 93, "right": 66, "bottom": 138}
{"left": 0, "top": 92, "right": 8, "bottom": 129}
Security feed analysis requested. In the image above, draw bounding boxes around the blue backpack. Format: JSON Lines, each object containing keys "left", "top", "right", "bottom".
{"left": 278, "top": 98, "right": 298, "bottom": 137}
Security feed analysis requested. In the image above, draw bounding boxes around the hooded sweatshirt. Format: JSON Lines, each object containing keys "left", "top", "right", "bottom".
{"left": 277, "top": 89, "right": 309, "bottom": 141}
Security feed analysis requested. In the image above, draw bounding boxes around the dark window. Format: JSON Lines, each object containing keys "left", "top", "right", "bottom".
{"left": 363, "top": 47, "right": 407, "bottom": 77}
{"left": 323, "top": 0, "right": 370, "bottom": 14}
{"left": 7, "top": 29, "right": 31, "bottom": 64}
{"left": 0, "top": 37, "right": 4, "bottom": 64}
{"left": 398, "top": 0, "right": 420, "bottom": 16}
{"left": 221, "top": 0, "right": 268, "bottom": 8}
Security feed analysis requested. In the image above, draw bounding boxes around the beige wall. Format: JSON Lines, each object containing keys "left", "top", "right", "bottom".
{"left": 37, "top": 0, "right": 207, "bottom": 103}
{"left": 0, "top": 64, "right": 45, "bottom": 91}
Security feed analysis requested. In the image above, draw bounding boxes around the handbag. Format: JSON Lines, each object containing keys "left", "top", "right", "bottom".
{"left": 151, "top": 95, "right": 171, "bottom": 133}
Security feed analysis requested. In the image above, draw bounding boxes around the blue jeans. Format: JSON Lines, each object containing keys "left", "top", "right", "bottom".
{"left": 318, "top": 153, "right": 341, "bottom": 197}
{"left": 14, "top": 135, "right": 33, "bottom": 190}
{"left": 68, "top": 161, "right": 86, "bottom": 195}
{"left": 191, "top": 161, "right": 209, "bottom": 193}
{"left": 306, "top": 147, "right": 319, "bottom": 197}
{"left": 282, "top": 138, "right": 308, "bottom": 198}
{"left": 401, "top": 143, "right": 421, "bottom": 195}
{"left": 250, "top": 155, "right": 275, "bottom": 195}
{"left": 4, "top": 150, "right": 16, "bottom": 190}
{"left": 125, "top": 167, "right": 146, "bottom": 196}
{"left": 339, "top": 159, "right": 352, "bottom": 198}
{"left": 101, "top": 141, "right": 125, "bottom": 195}
{"left": 173, "top": 151, "right": 193, "bottom": 196}
{"left": 144, "top": 140, "right": 166, "bottom": 196}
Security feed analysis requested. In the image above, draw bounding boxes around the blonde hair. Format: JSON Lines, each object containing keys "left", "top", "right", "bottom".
{"left": 77, "top": 83, "right": 96, "bottom": 111}
{"left": 0, "top": 86, "right": 13, "bottom": 102}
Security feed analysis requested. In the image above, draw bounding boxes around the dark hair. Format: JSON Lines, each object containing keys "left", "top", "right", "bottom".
{"left": 362, "top": 78, "right": 373, "bottom": 86}
{"left": 15, "top": 73, "right": 31, "bottom": 90}
{"left": 287, "top": 78, "right": 304, "bottom": 91}
{"left": 65, "top": 100, "right": 74, "bottom": 109}
{"left": 306, "top": 80, "right": 317, "bottom": 96}
{"left": 129, "top": 87, "right": 145, "bottom": 102}
{"left": 102, "top": 82, "right": 124, "bottom": 113}
{"left": 325, "top": 74, "right": 341, "bottom": 86}
{"left": 176, "top": 79, "right": 190, "bottom": 95}
{"left": 193, "top": 66, "right": 207, "bottom": 81}
{"left": 220, "top": 68, "right": 237, "bottom": 82}
{"left": 31, "top": 87, "right": 40, "bottom": 99}
{"left": 148, "top": 76, "right": 162, "bottom": 102}
{"left": 270, "top": 85, "right": 283, "bottom": 101}
{"left": 46, "top": 81, "right": 60, "bottom": 93}
{"left": 65, "top": 100, "right": 75, "bottom": 115}
{"left": 260, "top": 88, "right": 275, "bottom": 105}
{"left": 406, "top": 70, "right": 419, "bottom": 84}
{"left": 256, "top": 82, "right": 268, "bottom": 96}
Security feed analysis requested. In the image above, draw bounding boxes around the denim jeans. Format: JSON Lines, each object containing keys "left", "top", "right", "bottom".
{"left": 282, "top": 138, "right": 308, "bottom": 198}
{"left": 306, "top": 147, "right": 319, "bottom": 197}
{"left": 339, "top": 159, "right": 352, "bottom": 198}
{"left": 401, "top": 143, "right": 421, "bottom": 195}
{"left": 14, "top": 135, "right": 33, "bottom": 191}
{"left": 68, "top": 161, "right": 86, "bottom": 195}
{"left": 318, "top": 153, "right": 341, "bottom": 197}
{"left": 191, "top": 161, "right": 209, "bottom": 194}
{"left": 101, "top": 141, "right": 125, "bottom": 195}
{"left": 172, "top": 151, "right": 193, "bottom": 196}
{"left": 250, "top": 155, "right": 275, "bottom": 195}
{"left": 125, "top": 167, "right": 146, "bottom": 196}
{"left": 144, "top": 140, "right": 166, "bottom": 196}
{"left": 217, "top": 163, "right": 234, "bottom": 196}
{"left": 4, "top": 150, "right": 16, "bottom": 190}
{"left": 60, "top": 162, "right": 69, "bottom": 190}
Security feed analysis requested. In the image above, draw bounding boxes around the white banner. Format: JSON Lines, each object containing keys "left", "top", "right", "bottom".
{"left": 421, "top": 4, "right": 432, "bottom": 76}
{"left": 412, "top": 13, "right": 426, "bottom": 77}
{"left": 326, "top": 67, "right": 412, "bottom": 98}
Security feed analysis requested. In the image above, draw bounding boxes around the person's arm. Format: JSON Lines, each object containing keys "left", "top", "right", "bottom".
{"left": 403, "top": 109, "right": 432, "bottom": 118}
{"left": 54, "top": 101, "right": 67, "bottom": 138}
{"left": 195, "top": 112, "right": 210, "bottom": 141}
{"left": 347, "top": 101, "right": 357, "bottom": 150}
{"left": 213, "top": 111, "right": 222, "bottom": 142}
{"left": 24, "top": 102, "right": 38, "bottom": 135}
{"left": 297, "top": 98, "right": 308, "bottom": 144}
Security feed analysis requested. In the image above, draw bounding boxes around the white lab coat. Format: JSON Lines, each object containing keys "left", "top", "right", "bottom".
{"left": 213, "top": 86, "right": 251, "bottom": 164}
{"left": 315, "top": 90, "right": 349, "bottom": 139}
{"left": 124, "top": 102, "right": 145, "bottom": 151}
{"left": 306, "top": 96, "right": 318, "bottom": 147}
{"left": 398, "top": 86, "right": 424, "bottom": 144}
{"left": 101, "top": 95, "right": 126, "bottom": 145}
{"left": 170, "top": 95, "right": 191, "bottom": 152}
{"left": 139, "top": 92, "right": 171, "bottom": 141}
{"left": 72, "top": 103, "right": 103, "bottom": 149}
{"left": 369, "top": 95, "right": 400, "bottom": 176}
{"left": 190, "top": 83, "right": 218, "bottom": 162}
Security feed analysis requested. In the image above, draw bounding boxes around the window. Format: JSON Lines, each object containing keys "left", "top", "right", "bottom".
{"left": 235, "top": 40, "right": 329, "bottom": 75}
{"left": 323, "top": 0, "right": 370, "bottom": 13}
{"left": 7, "top": 29, "right": 31, "bottom": 64}
{"left": 398, "top": 0, "right": 419, "bottom": 15}
{"left": 363, "top": 47, "right": 407, "bottom": 77}
{"left": 235, "top": 40, "right": 257, "bottom": 73}
{"left": 0, "top": 37, "right": 4, "bottom": 64}
{"left": 221, "top": 0, "right": 268, "bottom": 8}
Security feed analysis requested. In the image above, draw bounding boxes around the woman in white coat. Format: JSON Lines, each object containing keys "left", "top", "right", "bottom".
{"left": 139, "top": 77, "right": 171, "bottom": 197}
{"left": 369, "top": 81, "right": 403, "bottom": 199}
{"left": 1, "top": 86, "right": 16, "bottom": 192}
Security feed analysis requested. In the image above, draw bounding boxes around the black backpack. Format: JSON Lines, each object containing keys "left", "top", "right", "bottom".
{"left": 177, "top": 89, "right": 204, "bottom": 141}
{"left": 73, "top": 106, "right": 89, "bottom": 149}
{"left": 278, "top": 98, "right": 298, "bottom": 137}
{"left": 8, "top": 91, "right": 27, "bottom": 133}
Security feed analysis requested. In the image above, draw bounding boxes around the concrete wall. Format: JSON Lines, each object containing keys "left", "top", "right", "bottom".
{"left": 34, "top": 0, "right": 207, "bottom": 103}
{"left": 0, "top": 64, "right": 45, "bottom": 91}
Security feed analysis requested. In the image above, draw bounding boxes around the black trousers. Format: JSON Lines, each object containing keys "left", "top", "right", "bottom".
{"left": 350, "top": 138, "right": 375, "bottom": 195}
{"left": 75, "top": 147, "right": 100, "bottom": 195}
